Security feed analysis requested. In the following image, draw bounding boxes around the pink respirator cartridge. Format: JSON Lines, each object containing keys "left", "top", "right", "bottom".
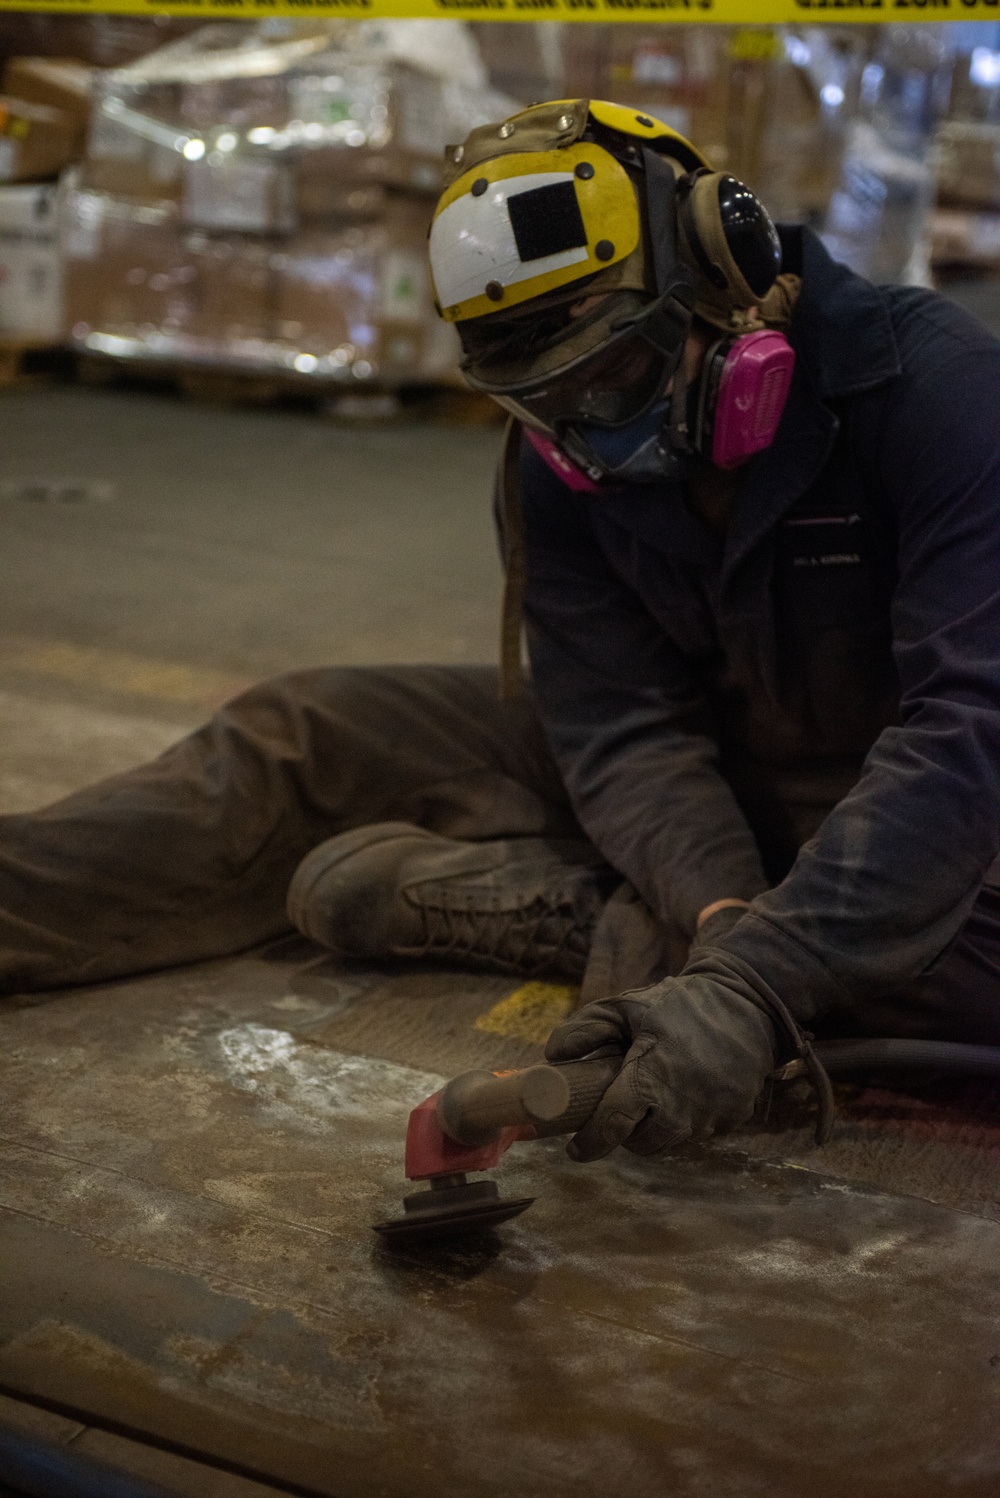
{"left": 706, "top": 328, "right": 795, "bottom": 471}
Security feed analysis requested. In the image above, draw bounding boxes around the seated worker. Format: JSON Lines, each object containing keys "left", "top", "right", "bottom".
{"left": 4, "top": 100, "right": 1000, "bottom": 1162}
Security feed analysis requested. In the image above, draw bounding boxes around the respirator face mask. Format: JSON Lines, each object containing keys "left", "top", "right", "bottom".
{"left": 524, "top": 323, "right": 795, "bottom": 491}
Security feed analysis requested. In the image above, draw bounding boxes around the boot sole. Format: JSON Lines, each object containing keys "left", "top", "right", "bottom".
{"left": 287, "top": 821, "right": 440, "bottom": 946}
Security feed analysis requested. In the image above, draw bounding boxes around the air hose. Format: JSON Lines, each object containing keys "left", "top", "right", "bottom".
{"left": 813, "top": 1037, "right": 1000, "bottom": 1079}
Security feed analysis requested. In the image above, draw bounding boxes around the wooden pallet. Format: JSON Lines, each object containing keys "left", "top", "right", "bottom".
{"left": 931, "top": 208, "right": 1000, "bottom": 274}
{"left": 0, "top": 335, "right": 66, "bottom": 389}
{"left": 74, "top": 349, "right": 503, "bottom": 425}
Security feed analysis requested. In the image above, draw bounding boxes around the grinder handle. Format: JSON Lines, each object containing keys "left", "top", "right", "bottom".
{"left": 436, "top": 1054, "right": 623, "bottom": 1148}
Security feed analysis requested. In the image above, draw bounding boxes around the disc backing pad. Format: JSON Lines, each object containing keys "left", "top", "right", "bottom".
{"left": 373, "top": 1176, "right": 535, "bottom": 1244}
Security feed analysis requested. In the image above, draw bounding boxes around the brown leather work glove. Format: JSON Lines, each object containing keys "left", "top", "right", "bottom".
{"left": 544, "top": 958, "right": 779, "bottom": 1160}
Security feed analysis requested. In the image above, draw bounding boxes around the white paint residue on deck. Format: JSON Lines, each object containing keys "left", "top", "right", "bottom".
{"left": 217, "top": 1023, "right": 444, "bottom": 1124}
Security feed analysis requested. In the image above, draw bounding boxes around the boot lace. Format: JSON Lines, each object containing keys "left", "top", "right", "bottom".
{"left": 399, "top": 889, "right": 593, "bottom": 978}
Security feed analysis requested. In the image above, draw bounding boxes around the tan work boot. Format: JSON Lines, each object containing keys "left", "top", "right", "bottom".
{"left": 286, "top": 822, "right": 613, "bottom": 979}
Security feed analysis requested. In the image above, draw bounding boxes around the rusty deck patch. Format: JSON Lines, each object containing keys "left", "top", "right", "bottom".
{"left": 1, "top": 942, "right": 999, "bottom": 1497}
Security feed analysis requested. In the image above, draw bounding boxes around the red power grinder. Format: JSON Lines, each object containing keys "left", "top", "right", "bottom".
{"left": 373, "top": 1052, "right": 622, "bottom": 1244}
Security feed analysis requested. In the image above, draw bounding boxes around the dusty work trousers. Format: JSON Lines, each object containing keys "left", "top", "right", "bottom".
{"left": 1, "top": 664, "right": 999, "bottom": 1043}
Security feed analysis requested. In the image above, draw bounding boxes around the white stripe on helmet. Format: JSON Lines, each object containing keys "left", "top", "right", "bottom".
{"left": 430, "top": 171, "right": 589, "bottom": 310}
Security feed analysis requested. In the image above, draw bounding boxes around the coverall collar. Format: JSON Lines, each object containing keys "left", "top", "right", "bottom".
{"left": 785, "top": 224, "right": 902, "bottom": 399}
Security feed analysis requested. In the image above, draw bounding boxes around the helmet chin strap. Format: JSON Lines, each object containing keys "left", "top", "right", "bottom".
{"left": 642, "top": 147, "right": 688, "bottom": 300}
{"left": 667, "top": 359, "right": 692, "bottom": 459}
{"left": 642, "top": 149, "right": 706, "bottom": 467}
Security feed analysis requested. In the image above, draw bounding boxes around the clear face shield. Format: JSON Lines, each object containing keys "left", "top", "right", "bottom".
{"left": 458, "top": 282, "right": 694, "bottom": 438}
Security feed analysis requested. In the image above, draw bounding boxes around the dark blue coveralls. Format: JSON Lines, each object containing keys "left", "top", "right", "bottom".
{"left": 522, "top": 225, "right": 1000, "bottom": 1038}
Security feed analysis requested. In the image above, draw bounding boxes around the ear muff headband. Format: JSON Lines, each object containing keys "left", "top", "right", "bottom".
{"left": 586, "top": 99, "right": 712, "bottom": 174}
{"left": 641, "top": 146, "right": 689, "bottom": 300}
{"left": 678, "top": 172, "right": 782, "bottom": 329}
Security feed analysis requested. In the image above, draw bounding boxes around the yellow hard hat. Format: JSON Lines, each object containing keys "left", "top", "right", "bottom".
{"left": 430, "top": 100, "right": 710, "bottom": 325}
{"left": 429, "top": 99, "right": 783, "bottom": 439}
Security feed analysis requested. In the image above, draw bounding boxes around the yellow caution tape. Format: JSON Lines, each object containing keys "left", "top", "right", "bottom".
{"left": 0, "top": 0, "right": 978, "bottom": 21}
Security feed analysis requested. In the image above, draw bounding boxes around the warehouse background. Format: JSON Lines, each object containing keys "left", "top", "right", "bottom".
{"left": 1, "top": 13, "right": 1000, "bottom": 817}
{"left": 0, "top": 16, "right": 999, "bottom": 405}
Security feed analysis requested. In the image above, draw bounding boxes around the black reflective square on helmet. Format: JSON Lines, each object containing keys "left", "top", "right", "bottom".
{"left": 507, "top": 181, "right": 588, "bottom": 263}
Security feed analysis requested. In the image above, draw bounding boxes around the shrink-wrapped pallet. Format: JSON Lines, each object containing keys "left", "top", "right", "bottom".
{"left": 60, "top": 20, "right": 514, "bottom": 387}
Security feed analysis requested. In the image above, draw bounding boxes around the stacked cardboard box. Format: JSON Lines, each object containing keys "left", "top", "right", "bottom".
{"left": 0, "top": 55, "right": 92, "bottom": 187}
{"left": 931, "top": 120, "right": 1000, "bottom": 272}
{"left": 559, "top": 25, "right": 859, "bottom": 228}
{"left": 63, "top": 182, "right": 443, "bottom": 379}
{"left": 0, "top": 15, "right": 200, "bottom": 71}
{"left": 0, "top": 180, "right": 61, "bottom": 336}
{"left": 469, "top": 22, "right": 564, "bottom": 107}
{"left": 0, "top": 55, "right": 94, "bottom": 337}
{"left": 934, "top": 120, "right": 1000, "bottom": 213}
{"left": 63, "top": 20, "right": 511, "bottom": 386}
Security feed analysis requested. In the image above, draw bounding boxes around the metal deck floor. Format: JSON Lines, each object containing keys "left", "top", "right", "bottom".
{"left": 1, "top": 381, "right": 1000, "bottom": 1493}
{"left": 2, "top": 943, "right": 999, "bottom": 1498}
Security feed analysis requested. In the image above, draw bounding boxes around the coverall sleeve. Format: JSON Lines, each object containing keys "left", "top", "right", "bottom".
{"left": 717, "top": 330, "right": 1000, "bottom": 1019}
{"left": 519, "top": 449, "right": 770, "bottom": 938}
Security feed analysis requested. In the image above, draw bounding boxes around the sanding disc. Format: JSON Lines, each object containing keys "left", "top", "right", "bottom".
{"left": 373, "top": 1196, "right": 535, "bottom": 1244}
{"left": 373, "top": 1177, "right": 535, "bottom": 1244}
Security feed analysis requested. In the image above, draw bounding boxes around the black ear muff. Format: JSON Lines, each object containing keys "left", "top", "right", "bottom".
{"left": 715, "top": 176, "right": 781, "bottom": 299}
{"left": 677, "top": 171, "right": 782, "bottom": 313}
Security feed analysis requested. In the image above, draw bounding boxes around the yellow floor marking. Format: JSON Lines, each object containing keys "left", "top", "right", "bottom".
{"left": 0, "top": 637, "right": 252, "bottom": 710}
{"left": 474, "top": 982, "right": 579, "bottom": 1047}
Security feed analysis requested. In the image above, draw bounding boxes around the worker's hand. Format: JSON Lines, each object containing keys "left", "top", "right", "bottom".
{"left": 544, "top": 966, "right": 778, "bottom": 1161}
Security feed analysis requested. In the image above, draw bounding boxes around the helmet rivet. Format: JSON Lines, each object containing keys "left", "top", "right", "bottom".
{"left": 485, "top": 280, "right": 505, "bottom": 301}
{"left": 498, "top": 123, "right": 515, "bottom": 139}
{"left": 471, "top": 177, "right": 489, "bottom": 197}
{"left": 636, "top": 115, "right": 654, "bottom": 128}
{"left": 453, "top": 145, "right": 464, "bottom": 163}
{"left": 558, "top": 114, "right": 573, "bottom": 131}
{"left": 574, "top": 161, "right": 594, "bottom": 180}
{"left": 594, "top": 240, "right": 615, "bottom": 262}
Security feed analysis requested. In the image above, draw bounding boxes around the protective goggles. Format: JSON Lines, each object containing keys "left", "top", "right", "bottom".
{"left": 459, "top": 280, "right": 694, "bottom": 433}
